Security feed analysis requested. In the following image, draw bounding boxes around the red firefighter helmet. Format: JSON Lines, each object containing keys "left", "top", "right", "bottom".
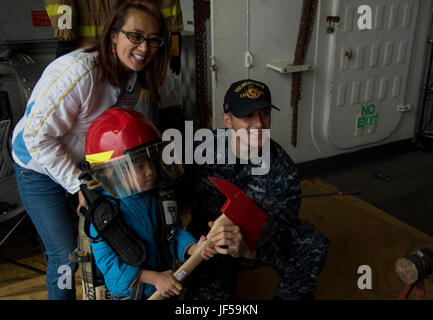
{"left": 84, "top": 108, "right": 183, "bottom": 198}
{"left": 85, "top": 108, "right": 160, "bottom": 165}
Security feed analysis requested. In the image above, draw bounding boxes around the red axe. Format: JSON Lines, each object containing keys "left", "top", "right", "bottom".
{"left": 148, "top": 176, "right": 268, "bottom": 300}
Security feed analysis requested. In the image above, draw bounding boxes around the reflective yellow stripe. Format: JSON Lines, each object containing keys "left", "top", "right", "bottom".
{"left": 160, "top": 4, "right": 182, "bottom": 18}
{"left": 26, "top": 65, "right": 96, "bottom": 134}
{"left": 45, "top": 4, "right": 76, "bottom": 17}
{"left": 26, "top": 53, "right": 92, "bottom": 132}
{"left": 86, "top": 151, "right": 114, "bottom": 165}
{"left": 78, "top": 26, "right": 104, "bottom": 37}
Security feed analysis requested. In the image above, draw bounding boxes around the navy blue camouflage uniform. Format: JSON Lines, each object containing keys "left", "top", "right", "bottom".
{"left": 182, "top": 131, "right": 329, "bottom": 300}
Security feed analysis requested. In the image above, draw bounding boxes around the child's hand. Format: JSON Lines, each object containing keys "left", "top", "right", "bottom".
{"left": 187, "top": 236, "right": 217, "bottom": 260}
{"left": 153, "top": 270, "right": 182, "bottom": 298}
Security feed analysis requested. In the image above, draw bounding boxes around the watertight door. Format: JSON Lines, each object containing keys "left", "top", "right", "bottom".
{"left": 319, "top": 0, "right": 419, "bottom": 149}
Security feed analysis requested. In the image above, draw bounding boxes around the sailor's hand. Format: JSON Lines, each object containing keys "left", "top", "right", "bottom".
{"left": 76, "top": 190, "right": 88, "bottom": 217}
{"left": 209, "top": 221, "right": 256, "bottom": 259}
{"left": 153, "top": 270, "right": 182, "bottom": 298}
{"left": 187, "top": 236, "right": 217, "bottom": 260}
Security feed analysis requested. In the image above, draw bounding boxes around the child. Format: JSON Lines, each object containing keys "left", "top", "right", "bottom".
{"left": 81, "top": 108, "right": 214, "bottom": 300}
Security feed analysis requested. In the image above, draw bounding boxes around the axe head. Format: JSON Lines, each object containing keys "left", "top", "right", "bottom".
{"left": 208, "top": 176, "right": 268, "bottom": 249}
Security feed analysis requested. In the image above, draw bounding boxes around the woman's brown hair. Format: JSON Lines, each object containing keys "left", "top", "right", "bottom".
{"left": 88, "top": 0, "right": 170, "bottom": 93}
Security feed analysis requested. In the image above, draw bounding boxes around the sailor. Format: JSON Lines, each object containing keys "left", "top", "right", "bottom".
{"left": 183, "top": 79, "right": 330, "bottom": 300}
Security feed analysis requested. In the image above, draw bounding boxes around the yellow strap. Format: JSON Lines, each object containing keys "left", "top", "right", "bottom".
{"left": 78, "top": 26, "right": 104, "bottom": 37}
{"left": 160, "top": 4, "right": 182, "bottom": 18}
{"left": 85, "top": 151, "right": 114, "bottom": 165}
{"left": 45, "top": 4, "right": 76, "bottom": 17}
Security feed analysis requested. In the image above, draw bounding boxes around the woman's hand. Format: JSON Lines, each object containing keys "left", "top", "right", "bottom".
{"left": 76, "top": 190, "right": 88, "bottom": 217}
{"left": 187, "top": 236, "right": 217, "bottom": 260}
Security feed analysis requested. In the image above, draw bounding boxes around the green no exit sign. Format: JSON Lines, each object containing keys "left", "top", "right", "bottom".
{"left": 355, "top": 102, "right": 379, "bottom": 136}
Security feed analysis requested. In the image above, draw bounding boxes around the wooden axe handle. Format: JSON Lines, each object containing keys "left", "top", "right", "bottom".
{"left": 147, "top": 214, "right": 232, "bottom": 300}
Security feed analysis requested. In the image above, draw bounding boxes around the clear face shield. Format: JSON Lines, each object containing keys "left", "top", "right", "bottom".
{"left": 88, "top": 141, "right": 183, "bottom": 199}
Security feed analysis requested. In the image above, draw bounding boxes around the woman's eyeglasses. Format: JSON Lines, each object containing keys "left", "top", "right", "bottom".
{"left": 119, "top": 30, "right": 164, "bottom": 48}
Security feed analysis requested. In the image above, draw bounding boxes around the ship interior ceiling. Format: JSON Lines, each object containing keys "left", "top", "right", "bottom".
{"left": 1, "top": 0, "right": 433, "bottom": 300}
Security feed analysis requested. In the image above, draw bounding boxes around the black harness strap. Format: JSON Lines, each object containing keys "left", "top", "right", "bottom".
{"left": 80, "top": 184, "right": 147, "bottom": 267}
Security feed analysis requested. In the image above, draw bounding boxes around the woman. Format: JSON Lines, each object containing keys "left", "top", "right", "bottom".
{"left": 11, "top": 0, "right": 170, "bottom": 300}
